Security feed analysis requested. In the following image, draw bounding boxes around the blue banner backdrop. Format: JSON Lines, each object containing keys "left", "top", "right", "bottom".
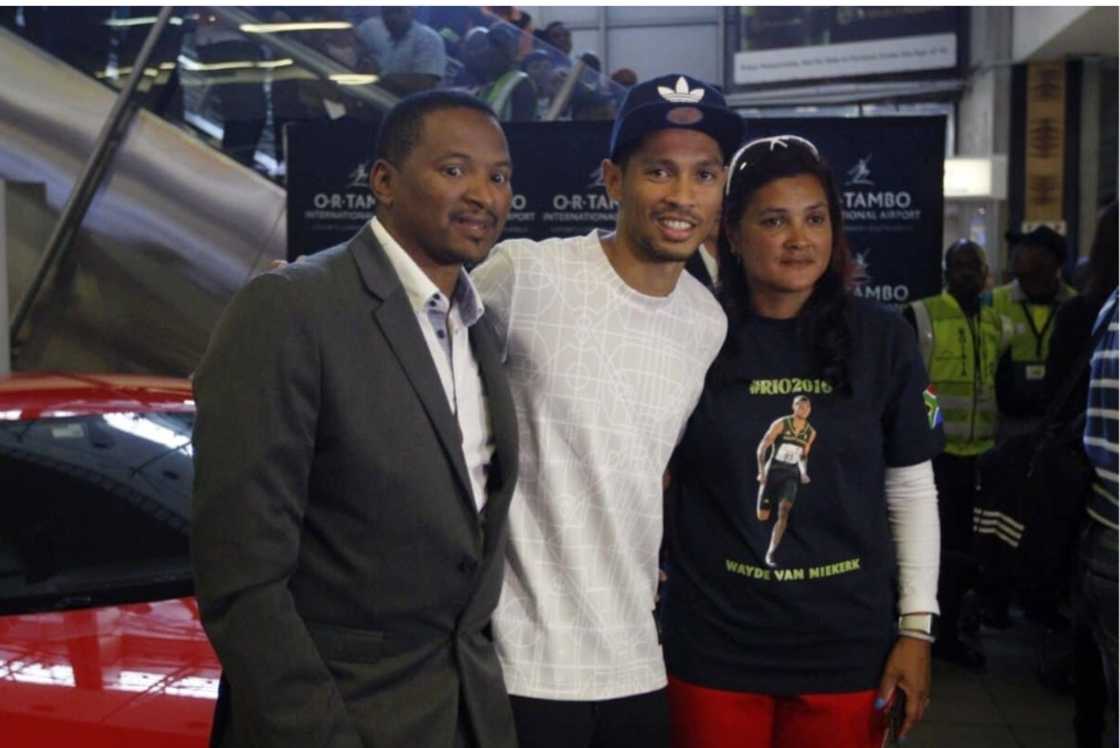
{"left": 501, "top": 121, "right": 615, "bottom": 242}
{"left": 285, "top": 117, "right": 380, "bottom": 261}
{"left": 284, "top": 116, "right": 944, "bottom": 305}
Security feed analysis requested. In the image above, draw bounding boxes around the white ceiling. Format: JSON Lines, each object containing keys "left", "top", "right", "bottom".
{"left": 1013, "top": 6, "right": 1119, "bottom": 62}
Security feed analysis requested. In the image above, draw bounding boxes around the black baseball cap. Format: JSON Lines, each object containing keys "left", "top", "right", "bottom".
{"left": 608, "top": 74, "right": 743, "bottom": 163}
{"left": 1005, "top": 225, "right": 1067, "bottom": 262}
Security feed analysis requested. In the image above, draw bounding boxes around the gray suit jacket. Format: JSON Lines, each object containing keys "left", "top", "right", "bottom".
{"left": 191, "top": 227, "right": 519, "bottom": 748}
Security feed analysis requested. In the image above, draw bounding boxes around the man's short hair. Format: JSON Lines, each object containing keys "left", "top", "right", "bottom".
{"left": 943, "top": 238, "right": 985, "bottom": 269}
{"left": 792, "top": 395, "right": 810, "bottom": 408}
{"left": 375, "top": 90, "right": 498, "bottom": 167}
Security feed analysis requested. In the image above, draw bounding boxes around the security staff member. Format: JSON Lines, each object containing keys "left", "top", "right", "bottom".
{"left": 904, "top": 239, "right": 1010, "bottom": 669}
{"left": 992, "top": 225, "right": 1077, "bottom": 431}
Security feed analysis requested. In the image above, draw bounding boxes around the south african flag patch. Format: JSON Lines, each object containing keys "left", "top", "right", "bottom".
{"left": 924, "top": 386, "right": 942, "bottom": 430}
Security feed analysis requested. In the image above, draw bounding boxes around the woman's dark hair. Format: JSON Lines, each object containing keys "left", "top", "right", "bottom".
{"left": 1084, "top": 201, "right": 1118, "bottom": 306}
{"left": 712, "top": 135, "right": 855, "bottom": 395}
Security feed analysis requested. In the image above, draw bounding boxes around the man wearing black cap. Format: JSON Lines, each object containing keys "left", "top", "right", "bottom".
{"left": 471, "top": 74, "right": 742, "bottom": 748}
{"left": 979, "top": 226, "right": 1078, "bottom": 630}
{"left": 993, "top": 225, "right": 1077, "bottom": 432}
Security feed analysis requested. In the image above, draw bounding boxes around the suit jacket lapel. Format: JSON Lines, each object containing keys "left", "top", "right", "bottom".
{"left": 349, "top": 228, "right": 475, "bottom": 509}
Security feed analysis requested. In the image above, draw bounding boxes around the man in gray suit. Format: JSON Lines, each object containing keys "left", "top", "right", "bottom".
{"left": 191, "top": 90, "right": 519, "bottom": 748}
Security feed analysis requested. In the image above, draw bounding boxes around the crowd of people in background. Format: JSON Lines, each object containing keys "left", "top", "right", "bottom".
{"left": 238, "top": 5, "right": 638, "bottom": 168}
{"left": 903, "top": 210, "right": 1118, "bottom": 748}
{"left": 0, "top": 5, "right": 640, "bottom": 173}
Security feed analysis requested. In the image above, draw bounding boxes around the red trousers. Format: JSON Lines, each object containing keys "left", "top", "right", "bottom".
{"left": 667, "top": 675, "right": 888, "bottom": 748}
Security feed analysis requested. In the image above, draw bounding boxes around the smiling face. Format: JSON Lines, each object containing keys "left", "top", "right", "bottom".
{"left": 731, "top": 174, "right": 833, "bottom": 314}
{"left": 372, "top": 107, "right": 512, "bottom": 269}
{"left": 603, "top": 128, "right": 726, "bottom": 265}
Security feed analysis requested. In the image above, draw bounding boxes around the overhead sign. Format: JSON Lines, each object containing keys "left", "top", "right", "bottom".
{"left": 732, "top": 7, "right": 961, "bottom": 87}
{"left": 735, "top": 34, "right": 956, "bottom": 85}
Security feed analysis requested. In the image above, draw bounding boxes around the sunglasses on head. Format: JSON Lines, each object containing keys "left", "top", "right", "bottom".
{"left": 725, "top": 135, "right": 822, "bottom": 196}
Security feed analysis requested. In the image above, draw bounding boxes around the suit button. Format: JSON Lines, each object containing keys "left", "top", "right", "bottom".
{"left": 458, "top": 557, "right": 479, "bottom": 574}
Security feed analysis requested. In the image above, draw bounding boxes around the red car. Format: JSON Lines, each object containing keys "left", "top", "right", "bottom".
{"left": 0, "top": 373, "right": 216, "bottom": 746}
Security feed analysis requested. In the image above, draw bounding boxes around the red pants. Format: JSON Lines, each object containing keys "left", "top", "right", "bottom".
{"left": 667, "top": 675, "right": 887, "bottom": 748}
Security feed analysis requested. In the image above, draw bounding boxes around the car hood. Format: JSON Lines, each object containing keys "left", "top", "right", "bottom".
{"left": 0, "top": 597, "right": 217, "bottom": 747}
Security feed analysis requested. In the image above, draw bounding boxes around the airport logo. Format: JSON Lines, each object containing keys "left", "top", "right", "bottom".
{"left": 309, "top": 160, "right": 375, "bottom": 212}
{"left": 347, "top": 163, "right": 371, "bottom": 189}
{"left": 845, "top": 155, "right": 874, "bottom": 186}
{"left": 851, "top": 251, "right": 871, "bottom": 287}
{"left": 850, "top": 250, "right": 910, "bottom": 303}
{"left": 841, "top": 152, "right": 917, "bottom": 219}
{"left": 587, "top": 165, "right": 606, "bottom": 190}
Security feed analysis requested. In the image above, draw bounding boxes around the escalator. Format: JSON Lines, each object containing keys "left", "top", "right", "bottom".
{"left": 0, "top": 7, "right": 621, "bottom": 376}
{"left": 0, "top": 7, "right": 394, "bottom": 375}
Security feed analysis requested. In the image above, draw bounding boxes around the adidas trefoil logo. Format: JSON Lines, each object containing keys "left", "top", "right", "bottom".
{"left": 657, "top": 76, "right": 704, "bottom": 104}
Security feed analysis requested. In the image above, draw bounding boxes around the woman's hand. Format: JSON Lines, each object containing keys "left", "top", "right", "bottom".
{"left": 875, "top": 636, "right": 931, "bottom": 740}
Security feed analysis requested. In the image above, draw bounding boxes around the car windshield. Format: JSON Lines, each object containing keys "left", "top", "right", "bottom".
{"left": 0, "top": 411, "right": 194, "bottom": 614}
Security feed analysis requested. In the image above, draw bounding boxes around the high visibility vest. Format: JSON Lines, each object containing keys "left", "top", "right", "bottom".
{"left": 480, "top": 70, "right": 529, "bottom": 121}
{"left": 910, "top": 292, "right": 1009, "bottom": 456}
{"left": 990, "top": 280, "right": 1076, "bottom": 415}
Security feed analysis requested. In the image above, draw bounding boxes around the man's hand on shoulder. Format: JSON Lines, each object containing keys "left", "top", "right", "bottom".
{"left": 267, "top": 255, "right": 306, "bottom": 272}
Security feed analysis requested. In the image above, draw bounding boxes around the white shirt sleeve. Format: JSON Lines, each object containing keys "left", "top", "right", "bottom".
{"left": 885, "top": 459, "right": 940, "bottom": 615}
{"left": 470, "top": 244, "right": 517, "bottom": 358}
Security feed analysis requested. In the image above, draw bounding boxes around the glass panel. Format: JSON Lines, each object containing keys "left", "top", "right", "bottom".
{"left": 0, "top": 5, "right": 632, "bottom": 178}
{"left": 606, "top": 7, "right": 720, "bottom": 25}
{"left": 438, "top": 12, "right": 626, "bottom": 123}
{"left": 534, "top": 7, "right": 603, "bottom": 28}
{"left": 178, "top": 8, "right": 388, "bottom": 178}
{"left": 608, "top": 26, "right": 721, "bottom": 86}
{"left": 0, "top": 413, "right": 194, "bottom": 614}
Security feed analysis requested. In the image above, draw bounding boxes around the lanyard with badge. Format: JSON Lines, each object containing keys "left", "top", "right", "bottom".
{"left": 1019, "top": 301, "right": 1057, "bottom": 379}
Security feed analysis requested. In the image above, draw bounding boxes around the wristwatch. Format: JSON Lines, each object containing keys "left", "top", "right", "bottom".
{"left": 898, "top": 612, "right": 938, "bottom": 642}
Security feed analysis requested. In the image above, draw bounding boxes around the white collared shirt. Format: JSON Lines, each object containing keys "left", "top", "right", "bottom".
{"left": 371, "top": 217, "right": 494, "bottom": 511}
{"left": 698, "top": 243, "right": 720, "bottom": 290}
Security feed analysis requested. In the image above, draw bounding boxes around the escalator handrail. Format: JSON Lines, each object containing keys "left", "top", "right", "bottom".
{"left": 207, "top": 6, "right": 400, "bottom": 113}
{"left": 9, "top": 6, "right": 177, "bottom": 349}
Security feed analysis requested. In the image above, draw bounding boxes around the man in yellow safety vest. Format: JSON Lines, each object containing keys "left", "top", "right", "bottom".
{"left": 992, "top": 225, "right": 1077, "bottom": 432}
{"left": 905, "top": 239, "right": 1011, "bottom": 670}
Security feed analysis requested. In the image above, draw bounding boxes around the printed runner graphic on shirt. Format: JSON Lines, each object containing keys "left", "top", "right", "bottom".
{"left": 723, "top": 378, "right": 869, "bottom": 583}
{"left": 755, "top": 396, "right": 818, "bottom": 569}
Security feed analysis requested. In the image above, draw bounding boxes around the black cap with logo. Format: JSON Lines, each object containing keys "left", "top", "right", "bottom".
{"left": 607, "top": 74, "right": 743, "bottom": 164}
{"left": 1005, "top": 225, "right": 1067, "bottom": 262}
